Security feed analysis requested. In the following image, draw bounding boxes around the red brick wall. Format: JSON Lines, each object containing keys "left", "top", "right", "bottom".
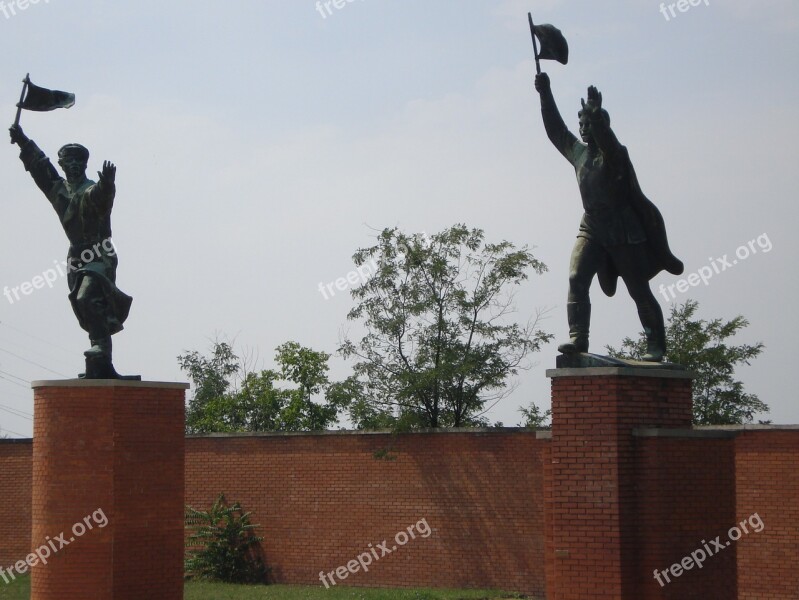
{"left": 545, "top": 373, "right": 693, "bottom": 600}
{"left": 735, "top": 430, "right": 799, "bottom": 600}
{"left": 0, "top": 440, "right": 32, "bottom": 569}
{"left": 30, "top": 382, "right": 186, "bottom": 600}
{"left": 110, "top": 386, "right": 186, "bottom": 600}
{"left": 633, "top": 435, "right": 738, "bottom": 599}
{"left": 2, "top": 427, "right": 798, "bottom": 598}
{"left": 185, "top": 431, "right": 548, "bottom": 596}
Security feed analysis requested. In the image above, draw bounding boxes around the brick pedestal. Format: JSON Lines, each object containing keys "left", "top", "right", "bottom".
{"left": 544, "top": 367, "right": 693, "bottom": 600}
{"left": 30, "top": 380, "right": 188, "bottom": 600}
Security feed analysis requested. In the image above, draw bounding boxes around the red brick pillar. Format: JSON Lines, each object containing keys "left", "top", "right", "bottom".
{"left": 30, "top": 380, "right": 188, "bottom": 600}
{"left": 543, "top": 367, "right": 693, "bottom": 600}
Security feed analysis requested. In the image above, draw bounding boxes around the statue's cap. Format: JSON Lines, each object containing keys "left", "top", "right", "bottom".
{"left": 58, "top": 143, "right": 89, "bottom": 161}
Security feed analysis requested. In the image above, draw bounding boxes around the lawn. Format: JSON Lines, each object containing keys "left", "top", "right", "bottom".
{"left": 0, "top": 577, "right": 530, "bottom": 599}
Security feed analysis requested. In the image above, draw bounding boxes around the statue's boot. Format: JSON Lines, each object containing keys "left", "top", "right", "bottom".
{"left": 557, "top": 302, "right": 590, "bottom": 354}
{"left": 85, "top": 335, "right": 112, "bottom": 358}
{"left": 82, "top": 336, "right": 122, "bottom": 379}
{"left": 82, "top": 293, "right": 114, "bottom": 360}
{"left": 639, "top": 302, "right": 666, "bottom": 362}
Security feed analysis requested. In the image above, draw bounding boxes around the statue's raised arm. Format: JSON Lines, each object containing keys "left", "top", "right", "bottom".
{"left": 535, "top": 72, "right": 581, "bottom": 165}
{"left": 9, "top": 124, "right": 62, "bottom": 198}
{"left": 578, "top": 86, "right": 624, "bottom": 170}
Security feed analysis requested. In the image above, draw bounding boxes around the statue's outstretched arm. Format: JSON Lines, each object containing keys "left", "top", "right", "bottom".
{"left": 535, "top": 73, "right": 580, "bottom": 165}
{"left": 10, "top": 125, "right": 62, "bottom": 198}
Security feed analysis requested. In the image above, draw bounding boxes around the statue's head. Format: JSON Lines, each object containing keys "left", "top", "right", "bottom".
{"left": 577, "top": 108, "right": 610, "bottom": 144}
{"left": 58, "top": 144, "right": 89, "bottom": 182}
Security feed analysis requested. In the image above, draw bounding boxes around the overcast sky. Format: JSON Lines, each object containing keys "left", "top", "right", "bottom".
{"left": 0, "top": 0, "right": 796, "bottom": 437}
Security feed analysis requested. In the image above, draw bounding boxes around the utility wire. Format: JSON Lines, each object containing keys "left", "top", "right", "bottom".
{"left": 0, "top": 346, "right": 68, "bottom": 378}
{"left": 0, "top": 335, "right": 75, "bottom": 371}
{"left": 0, "top": 385, "right": 33, "bottom": 403}
{"left": 0, "top": 373, "right": 29, "bottom": 389}
{"left": 0, "top": 426, "right": 29, "bottom": 438}
{"left": 0, "top": 405, "right": 32, "bottom": 420}
{"left": 0, "top": 400, "right": 32, "bottom": 415}
{"left": 0, "top": 321, "right": 72, "bottom": 355}
{"left": 0, "top": 369, "right": 29, "bottom": 385}
{"left": 0, "top": 404, "right": 33, "bottom": 419}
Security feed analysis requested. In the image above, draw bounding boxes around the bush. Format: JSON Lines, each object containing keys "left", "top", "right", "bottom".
{"left": 184, "top": 493, "right": 267, "bottom": 583}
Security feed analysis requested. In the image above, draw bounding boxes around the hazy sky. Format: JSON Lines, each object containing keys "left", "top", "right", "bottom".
{"left": 0, "top": 0, "right": 797, "bottom": 437}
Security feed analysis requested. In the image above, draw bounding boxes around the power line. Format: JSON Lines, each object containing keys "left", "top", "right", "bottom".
{"left": 0, "top": 321, "right": 72, "bottom": 355}
{"left": 0, "top": 426, "right": 29, "bottom": 438}
{"left": 0, "top": 335, "right": 75, "bottom": 372}
{"left": 0, "top": 400, "right": 32, "bottom": 415}
{"left": 0, "top": 401, "right": 32, "bottom": 417}
{"left": 0, "top": 373, "right": 30, "bottom": 389}
{"left": 0, "top": 406, "right": 33, "bottom": 421}
{"left": 0, "top": 347, "right": 68, "bottom": 378}
{"left": 0, "top": 369, "right": 28, "bottom": 385}
{"left": 0, "top": 384, "right": 33, "bottom": 403}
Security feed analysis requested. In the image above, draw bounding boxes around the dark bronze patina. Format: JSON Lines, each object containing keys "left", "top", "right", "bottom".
{"left": 535, "top": 73, "right": 684, "bottom": 362}
{"left": 9, "top": 123, "right": 138, "bottom": 379}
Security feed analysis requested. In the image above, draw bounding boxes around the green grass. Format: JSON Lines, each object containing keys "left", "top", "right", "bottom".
{"left": 0, "top": 575, "right": 28, "bottom": 600}
{"left": 0, "top": 577, "right": 529, "bottom": 600}
{"left": 185, "top": 583, "right": 527, "bottom": 599}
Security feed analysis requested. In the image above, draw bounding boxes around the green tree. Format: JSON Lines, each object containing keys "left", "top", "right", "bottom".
{"left": 178, "top": 341, "right": 239, "bottom": 431}
{"left": 518, "top": 401, "right": 551, "bottom": 429}
{"left": 607, "top": 299, "right": 768, "bottom": 425}
{"left": 179, "top": 340, "right": 349, "bottom": 434}
{"left": 339, "top": 224, "right": 553, "bottom": 429}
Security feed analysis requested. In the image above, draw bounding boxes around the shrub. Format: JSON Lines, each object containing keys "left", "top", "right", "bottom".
{"left": 184, "top": 493, "right": 267, "bottom": 583}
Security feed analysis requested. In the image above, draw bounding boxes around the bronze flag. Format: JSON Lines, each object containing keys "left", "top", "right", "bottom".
{"left": 19, "top": 78, "right": 75, "bottom": 112}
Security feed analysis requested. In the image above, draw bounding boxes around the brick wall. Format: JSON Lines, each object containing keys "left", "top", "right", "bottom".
{"left": 633, "top": 433, "right": 738, "bottom": 599}
{"left": 30, "top": 381, "right": 186, "bottom": 600}
{"left": 0, "top": 439, "right": 32, "bottom": 570}
{"left": 545, "top": 372, "right": 693, "bottom": 600}
{"left": 735, "top": 429, "right": 799, "bottom": 600}
{"left": 185, "top": 430, "right": 548, "bottom": 596}
{"left": 1, "top": 427, "right": 798, "bottom": 597}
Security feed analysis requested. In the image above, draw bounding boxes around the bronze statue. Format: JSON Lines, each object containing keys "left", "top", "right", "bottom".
{"left": 9, "top": 123, "right": 135, "bottom": 379}
{"left": 534, "top": 73, "right": 683, "bottom": 362}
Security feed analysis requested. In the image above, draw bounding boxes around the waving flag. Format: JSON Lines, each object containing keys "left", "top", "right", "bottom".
{"left": 528, "top": 15, "right": 569, "bottom": 74}
{"left": 13, "top": 74, "right": 75, "bottom": 127}
{"left": 19, "top": 77, "right": 75, "bottom": 112}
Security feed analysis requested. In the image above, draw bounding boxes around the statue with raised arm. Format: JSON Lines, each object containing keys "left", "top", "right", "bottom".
{"left": 9, "top": 123, "right": 135, "bottom": 379}
{"left": 534, "top": 72, "right": 684, "bottom": 362}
